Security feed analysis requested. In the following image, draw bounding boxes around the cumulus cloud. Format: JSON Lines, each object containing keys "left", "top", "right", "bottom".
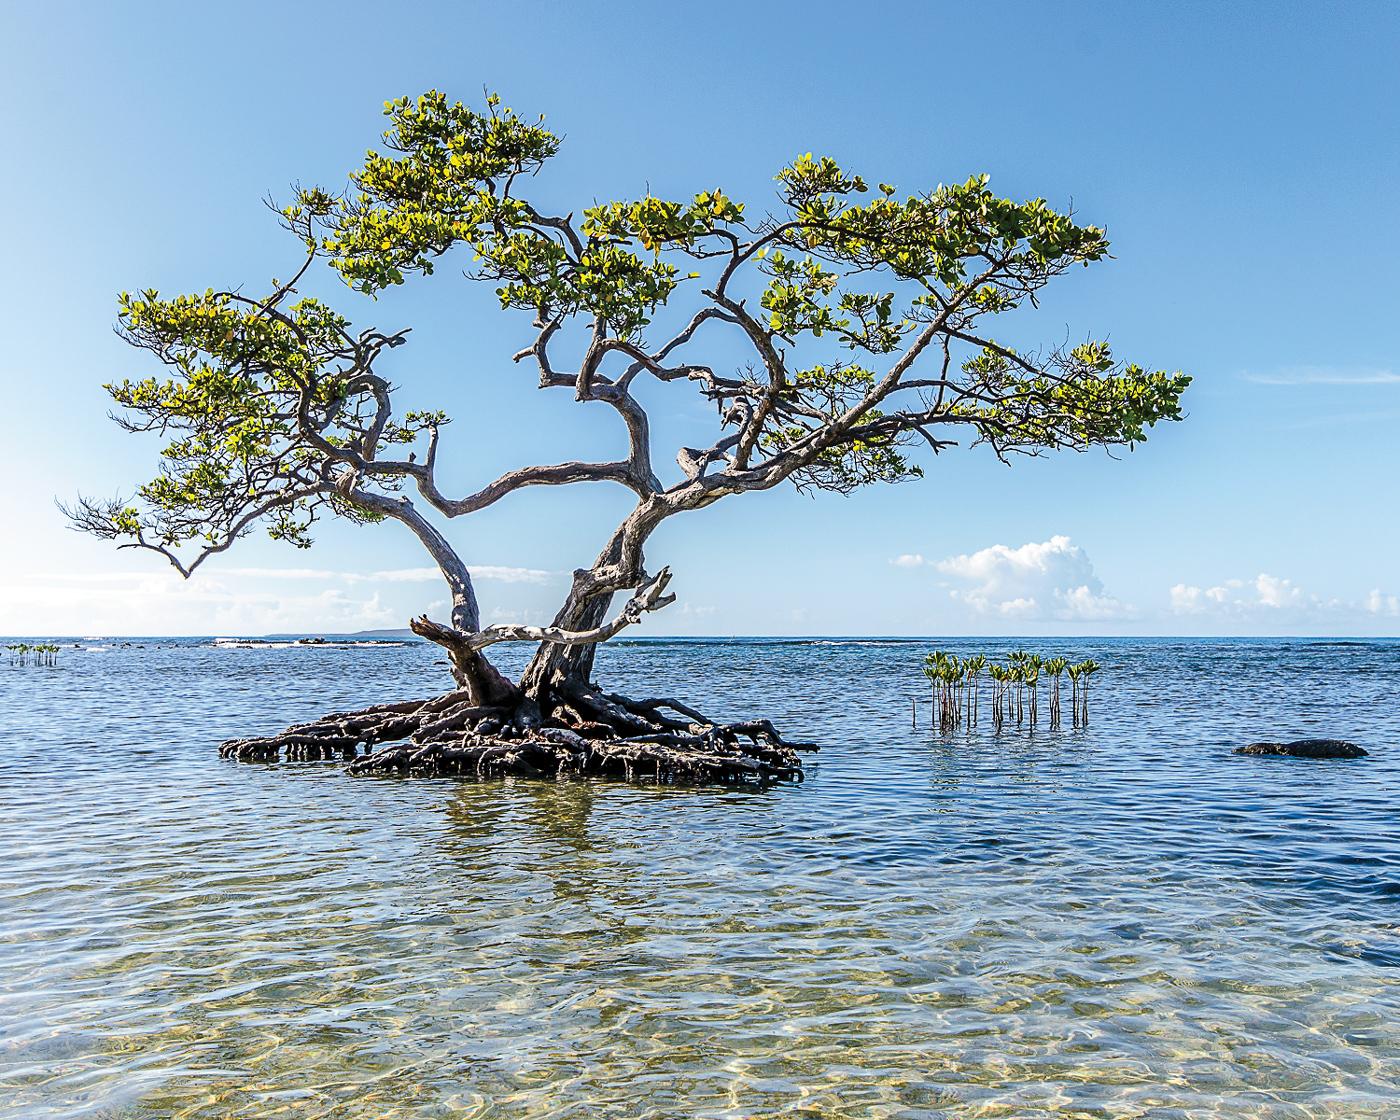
{"left": 935, "top": 536, "right": 1131, "bottom": 620}
{"left": 1169, "top": 581, "right": 1233, "bottom": 614}
{"left": 1168, "top": 574, "right": 1400, "bottom": 622}
{"left": 1169, "top": 574, "right": 1314, "bottom": 615}
{"left": 1367, "top": 590, "right": 1400, "bottom": 616}
{"left": 890, "top": 553, "right": 927, "bottom": 568}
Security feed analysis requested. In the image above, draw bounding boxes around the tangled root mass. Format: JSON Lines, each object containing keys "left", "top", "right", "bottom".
{"left": 219, "top": 686, "right": 811, "bottom": 785}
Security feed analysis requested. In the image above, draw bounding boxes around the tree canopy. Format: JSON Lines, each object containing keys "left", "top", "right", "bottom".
{"left": 72, "top": 90, "right": 1190, "bottom": 691}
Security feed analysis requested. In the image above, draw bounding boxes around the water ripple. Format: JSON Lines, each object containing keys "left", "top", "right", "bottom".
{"left": 2, "top": 637, "right": 1399, "bottom": 1117}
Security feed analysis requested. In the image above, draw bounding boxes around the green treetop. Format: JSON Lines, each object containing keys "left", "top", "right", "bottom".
{"left": 71, "top": 90, "right": 1189, "bottom": 704}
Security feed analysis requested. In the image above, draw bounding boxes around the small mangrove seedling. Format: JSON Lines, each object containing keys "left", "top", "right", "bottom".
{"left": 939, "top": 653, "right": 964, "bottom": 732}
{"left": 987, "top": 664, "right": 1006, "bottom": 734}
{"left": 1075, "top": 659, "right": 1101, "bottom": 726}
{"left": 964, "top": 655, "right": 987, "bottom": 727}
{"left": 922, "top": 651, "right": 959, "bottom": 732}
{"left": 1006, "top": 652, "right": 1028, "bottom": 726}
{"left": 1025, "top": 656, "right": 1042, "bottom": 730}
{"left": 1045, "top": 657, "right": 1068, "bottom": 729}
{"left": 1008, "top": 664, "right": 1021, "bottom": 733}
{"left": 921, "top": 652, "right": 941, "bottom": 728}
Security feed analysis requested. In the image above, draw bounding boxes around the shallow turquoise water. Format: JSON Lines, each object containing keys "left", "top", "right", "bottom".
{"left": 2, "top": 637, "right": 1398, "bottom": 1118}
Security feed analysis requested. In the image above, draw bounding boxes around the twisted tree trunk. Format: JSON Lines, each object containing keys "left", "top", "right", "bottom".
{"left": 517, "top": 579, "right": 613, "bottom": 703}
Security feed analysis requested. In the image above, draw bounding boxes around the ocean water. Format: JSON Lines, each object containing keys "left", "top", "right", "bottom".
{"left": 1, "top": 636, "right": 1398, "bottom": 1119}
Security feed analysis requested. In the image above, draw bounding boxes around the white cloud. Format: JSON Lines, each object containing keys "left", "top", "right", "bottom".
{"left": 1169, "top": 573, "right": 1389, "bottom": 621}
{"left": 1255, "top": 573, "right": 1304, "bottom": 608}
{"left": 890, "top": 553, "right": 927, "bottom": 568}
{"left": 484, "top": 606, "right": 532, "bottom": 624}
{"left": 4, "top": 572, "right": 397, "bottom": 635}
{"left": 935, "top": 536, "right": 1132, "bottom": 620}
{"left": 1058, "top": 584, "right": 1132, "bottom": 620}
{"left": 4, "top": 562, "right": 556, "bottom": 636}
{"left": 220, "top": 564, "right": 555, "bottom": 584}
{"left": 1367, "top": 590, "right": 1400, "bottom": 616}
{"left": 1243, "top": 366, "right": 1400, "bottom": 386}
{"left": 1169, "top": 583, "right": 1220, "bottom": 614}
{"left": 1170, "top": 573, "right": 1309, "bottom": 615}
{"left": 467, "top": 565, "right": 555, "bottom": 585}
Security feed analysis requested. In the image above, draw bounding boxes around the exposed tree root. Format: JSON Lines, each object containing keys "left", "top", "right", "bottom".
{"left": 218, "top": 686, "right": 813, "bottom": 785}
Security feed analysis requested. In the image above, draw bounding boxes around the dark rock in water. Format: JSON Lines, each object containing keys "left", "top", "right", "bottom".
{"left": 1235, "top": 739, "right": 1368, "bottom": 759}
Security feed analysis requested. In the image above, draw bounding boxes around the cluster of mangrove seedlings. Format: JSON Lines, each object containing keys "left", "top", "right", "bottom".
{"left": 7, "top": 643, "right": 60, "bottom": 667}
{"left": 921, "top": 651, "right": 1101, "bottom": 734}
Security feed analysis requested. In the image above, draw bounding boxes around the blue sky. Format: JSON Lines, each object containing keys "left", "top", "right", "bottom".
{"left": 2, "top": 0, "right": 1398, "bottom": 636}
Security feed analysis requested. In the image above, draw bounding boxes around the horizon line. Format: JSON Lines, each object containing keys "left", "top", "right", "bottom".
{"left": 6, "top": 632, "right": 1400, "bottom": 642}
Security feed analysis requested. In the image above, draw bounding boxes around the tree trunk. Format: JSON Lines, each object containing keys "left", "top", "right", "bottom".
{"left": 459, "top": 649, "right": 520, "bottom": 707}
{"left": 517, "top": 590, "right": 612, "bottom": 701}
{"left": 517, "top": 501, "right": 663, "bottom": 703}
{"left": 408, "top": 615, "right": 520, "bottom": 707}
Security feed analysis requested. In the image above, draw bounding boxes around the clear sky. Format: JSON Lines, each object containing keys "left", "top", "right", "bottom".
{"left": 2, "top": 0, "right": 1398, "bottom": 637}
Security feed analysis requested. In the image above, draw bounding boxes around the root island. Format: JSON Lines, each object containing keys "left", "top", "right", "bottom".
{"left": 219, "top": 681, "right": 810, "bottom": 784}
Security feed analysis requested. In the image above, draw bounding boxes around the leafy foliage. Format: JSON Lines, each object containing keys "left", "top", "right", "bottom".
{"left": 66, "top": 286, "right": 415, "bottom": 569}
{"left": 74, "top": 88, "right": 1190, "bottom": 592}
{"left": 757, "top": 363, "right": 922, "bottom": 492}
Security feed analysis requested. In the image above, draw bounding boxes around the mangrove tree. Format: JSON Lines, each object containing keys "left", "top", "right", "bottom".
{"left": 68, "top": 91, "right": 1189, "bottom": 783}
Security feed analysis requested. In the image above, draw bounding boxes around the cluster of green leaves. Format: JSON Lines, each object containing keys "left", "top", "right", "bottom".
{"left": 317, "top": 92, "right": 751, "bottom": 333}
{"left": 582, "top": 190, "right": 744, "bottom": 251}
{"left": 758, "top": 251, "right": 908, "bottom": 353}
{"left": 757, "top": 363, "right": 922, "bottom": 493}
{"left": 116, "top": 288, "right": 347, "bottom": 397}
{"left": 97, "top": 290, "right": 387, "bottom": 549}
{"left": 383, "top": 408, "right": 450, "bottom": 446}
{"left": 315, "top": 91, "right": 559, "bottom": 293}
{"left": 924, "top": 650, "right": 987, "bottom": 687}
{"left": 952, "top": 341, "right": 1190, "bottom": 454}
{"left": 779, "top": 162, "right": 1108, "bottom": 292}
{"left": 776, "top": 152, "right": 870, "bottom": 218}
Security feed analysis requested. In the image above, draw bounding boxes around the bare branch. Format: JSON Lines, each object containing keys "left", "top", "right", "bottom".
{"left": 419, "top": 567, "right": 675, "bottom": 655}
